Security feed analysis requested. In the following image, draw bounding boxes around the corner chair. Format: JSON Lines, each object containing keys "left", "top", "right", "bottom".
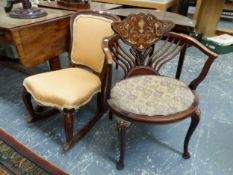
{"left": 102, "top": 13, "right": 218, "bottom": 170}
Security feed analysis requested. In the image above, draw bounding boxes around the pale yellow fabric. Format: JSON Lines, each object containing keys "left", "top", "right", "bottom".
{"left": 110, "top": 75, "right": 195, "bottom": 116}
{"left": 23, "top": 68, "right": 101, "bottom": 110}
{"left": 71, "top": 15, "right": 114, "bottom": 73}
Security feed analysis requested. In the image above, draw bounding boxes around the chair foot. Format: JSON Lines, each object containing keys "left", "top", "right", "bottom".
{"left": 27, "top": 116, "right": 37, "bottom": 123}
{"left": 63, "top": 143, "right": 71, "bottom": 151}
{"left": 116, "top": 161, "right": 124, "bottom": 170}
{"left": 182, "top": 152, "right": 190, "bottom": 159}
{"left": 183, "top": 110, "right": 200, "bottom": 159}
{"left": 63, "top": 111, "right": 103, "bottom": 151}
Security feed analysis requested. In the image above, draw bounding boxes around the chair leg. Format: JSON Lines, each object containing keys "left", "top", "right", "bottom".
{"left": 115, "top": 62, "right": 118, "bottom": 70}
{"left": 34, "top": 105, "right": 46, "bottom": 113}
{"left": 116, "top": 121, "right": 127, "bottom": 170}
{"left": 22, "top": 88, "right": 59, "bottom": 122}
{"left": 64, "top": 110, "right": 74, "bottom": 145}
{"left": 63, "top": 100, "right": 105, "bottom": 151}
{"left": 109, "top": 110, "right": 113, "bottom": 120}
{"left": 105, "top": 65, "right": 112, "bottom": 113}
{"left": 183, "top": 110, "right": 201, "bottom": 159}
{"left": 22, "top": 88, "right": 37, "bottom": 122}
{"left": 97, "top": 92, "right": 105, "bottom": 113}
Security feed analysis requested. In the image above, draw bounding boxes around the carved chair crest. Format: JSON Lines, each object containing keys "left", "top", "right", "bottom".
{"left": 112, "top": 13, "right": 175, "bottom": 51}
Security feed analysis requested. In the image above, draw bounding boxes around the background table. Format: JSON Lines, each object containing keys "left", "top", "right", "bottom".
{"left": 0, "top": 1, "right": 121, "bottom": 74}
{"left": 92, "top": 0, "right": 178, "bottom": 11}
{"left": 38, "top": 1, "right": 122, "bottom": 11}
{"left": 107, "top": 8, "right": 195, "bottom": 34}
{"left": 0, "top": 4, "right": 73, "bottom": 71}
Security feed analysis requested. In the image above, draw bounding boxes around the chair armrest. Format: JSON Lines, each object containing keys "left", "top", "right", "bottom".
{"left": 168, "top": 32, "right": 218, "bottom": 59}
{"left": 102, "top": 36, "right": 115, "bottom": 65}
{"left": 168, "top": 32, "right": 218, "bottom": 90}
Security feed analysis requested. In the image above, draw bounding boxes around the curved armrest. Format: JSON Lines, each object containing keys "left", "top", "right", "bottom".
{"left": 168, "top": 32, "right": 218, "bottom": 90}
{"left": 102, "top": 35, "right": 116, "bottom": 65}
{"left": 168, "top": 32, "right": 218, "bottom": 59}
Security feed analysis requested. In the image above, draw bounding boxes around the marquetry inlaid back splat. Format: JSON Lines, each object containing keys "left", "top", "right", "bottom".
{"left": 112, "top": 13, "right": 175, "bottom": 51}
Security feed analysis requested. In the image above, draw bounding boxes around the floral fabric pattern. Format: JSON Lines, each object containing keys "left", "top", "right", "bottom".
{"left": 109, "top": 75, "right": 195, "bottom": 116}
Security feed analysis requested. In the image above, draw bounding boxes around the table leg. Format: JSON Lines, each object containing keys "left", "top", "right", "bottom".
{"left": 178, "top": 0, "right": 189, "bottom": 16}
{"left": 195, "top": 0, "right": 224, "bottom": 37}
{"left": 0, "top": 55, "right": 34, "bottom": 75}
{"left": 49, "top": 56, "right": 61, "bottom": 71}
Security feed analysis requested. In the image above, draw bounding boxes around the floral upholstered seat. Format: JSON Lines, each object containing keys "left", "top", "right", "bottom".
{"left": 109, "top": 75, "right": 195, "bottom": 116}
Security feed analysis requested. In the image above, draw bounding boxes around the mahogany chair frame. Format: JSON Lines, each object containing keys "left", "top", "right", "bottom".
{"left": 102, "top": 13, "right": 218, "bottom": 170}
{"left": 22, "top": 11, "right": 120, "bottom": 150}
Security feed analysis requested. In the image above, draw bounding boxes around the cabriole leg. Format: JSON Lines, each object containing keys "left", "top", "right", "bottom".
{"left": 183, "top": 110, "right": 201, "bottom": 159}
{"left": 116, "top": 120, "right": 127, "bottom": 170}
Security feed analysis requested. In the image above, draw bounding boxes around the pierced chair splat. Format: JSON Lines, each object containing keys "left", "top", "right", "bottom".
{"left": 102, "top": 13, "right": 218, "bottom": 170}
{"left": 22, "top": 11, "right": 120, "bottom": 150}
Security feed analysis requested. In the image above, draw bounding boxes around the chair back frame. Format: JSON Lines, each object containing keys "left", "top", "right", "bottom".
{"left": 69, "top": 11, "right": 120, "bottom": 90}
{"left": 104, "top": 13, "right": 218, "bottom": 90}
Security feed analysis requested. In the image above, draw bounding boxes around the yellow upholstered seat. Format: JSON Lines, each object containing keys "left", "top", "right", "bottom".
{"left": 23, "top": 68, "right": 101, "bottom": 110}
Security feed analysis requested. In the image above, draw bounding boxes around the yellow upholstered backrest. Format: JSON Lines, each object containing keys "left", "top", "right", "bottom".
{"left": 70, "top": 14, "right": 114, "bottom": 73}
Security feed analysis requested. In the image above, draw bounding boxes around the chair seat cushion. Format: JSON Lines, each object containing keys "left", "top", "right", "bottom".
{"left": 23, "top": 68, "right": 101, "bottom": 110}
{"left": 109, "top": 75, "right": 195, "bottom": 116}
